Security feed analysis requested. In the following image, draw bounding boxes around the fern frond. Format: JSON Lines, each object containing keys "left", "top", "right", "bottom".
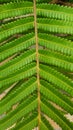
{"left": 40, "top": 116, "right": 53, "bottom": 130}
{"left": 0, "top": 0, "right": 73, "bottom": 129}
{"left": 0, "top": 1, "right": 33, "bottom": 20}
{"left": 38, "top": 18, "right": 73, "bottom": 34}
{"left": 0, "top": 77, "right": 37, "bottom": 114}
{"left": 0, "top": 63, "right": 36, "bottom": 88}
{"left": 38, "top": 33, "right": 73, "bottom": 56}
{"left": 37, "top": 3, "right": 73, "bottom": 21}
{"left": 39, "top": 49, "right": 73, "bottom": 72}
{"left": 0, "top": 49, "right": 36, "bottom": 77}
{"left": 13, "top": 113, "right": 38, "bottom": 130}
{"left": 0, "top": 17, "right": 34, "bottom": 41}
{"left": 40, "top": 79, "right": 73, "bottom": 114}
{"left": 41, "top": 97, "right": 73, "bottom": 130}
{"left": 0, "top": 95, "right": 38, "bottom": 130}
{"left": 0, "top": 33, "right": 35, "bottom": 61}
{"left": 40, "top": 64, "right": 73, "bottom": 96}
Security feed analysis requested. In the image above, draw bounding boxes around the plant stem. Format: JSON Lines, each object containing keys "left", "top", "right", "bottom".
{"left": 33, "top": 0, "right": 41, "bottom": 129}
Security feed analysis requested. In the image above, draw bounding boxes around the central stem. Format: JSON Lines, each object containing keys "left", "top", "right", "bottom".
{"left": 33, "top": 0, "right": 41, "bottom": 129}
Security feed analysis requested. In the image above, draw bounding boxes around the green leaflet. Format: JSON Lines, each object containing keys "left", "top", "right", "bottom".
{"left": 37, "top": 3, "right": 73, "bottom": 21}
{"left": 13, "top": 114, "right": 38, "bottom": 130}
{"left": 0, "top": 49, "right": 36, "bottom": 77}
{"left": 39, "top": 49, "right": 73, "bottom": 72}
{"left": 40, "top": 116, "right": 53, "bottom": 130}
{"left": 40, "top": 79, "right": 73, "bottom": 114}
{"left": 0, "top": 77, "right": 37, "bottom": 114}
{"left": 0, "top": 17, "right": 34, "bottom": 41}
{"left": 38, "top": 18, "right": 73, "bottom": 34}
{"left": 38, "top": 33, "right": 73, "bottom": 56}
{"left": 0, "top": 63, "right": 36, "bottom": 88}
{"left": 0, "top": 96, "right": 38, "bottom": 130}
{"left": 40, "top": 64, "right": 73, "bottom": 96}
{"left": 0, "top": 1, "right": 33, "bottom": 20}
{"left": 41, "top": 98, "right": 73, "bottom": 130}
{"left": 0, "top": 33, "right": 35, "bottom": 61}
{"left": 40, "top": 121, "right": 50, "bottom": 130}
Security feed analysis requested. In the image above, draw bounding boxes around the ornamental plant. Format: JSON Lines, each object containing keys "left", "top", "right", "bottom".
{"left": 0, "top": 0, "right": 73, "bottom": 130}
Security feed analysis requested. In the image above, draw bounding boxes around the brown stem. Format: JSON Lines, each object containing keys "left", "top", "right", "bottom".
{"left": 33, "top": 0, "right": 41, "bottom": 129}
